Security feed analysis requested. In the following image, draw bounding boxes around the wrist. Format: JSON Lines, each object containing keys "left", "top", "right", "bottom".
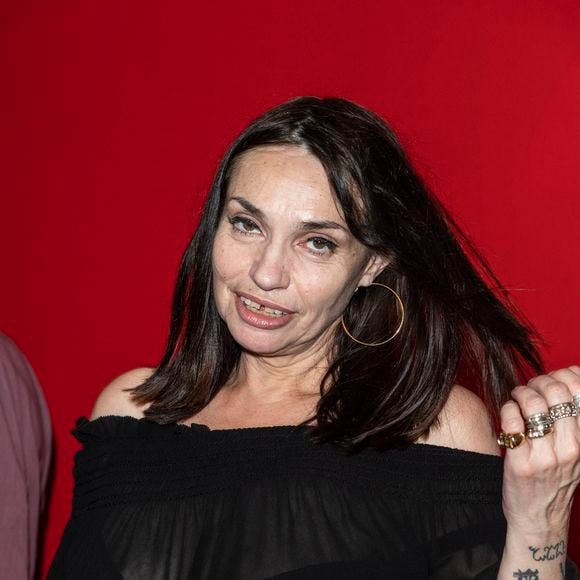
{"left": 505, "top": 518, "right": 570, "bottom": 545}
{"left": 498, "top": 522, "right": 570, "bottom": 580}
{"left": 504, "top": 527, "right": 568, "bottom": 561}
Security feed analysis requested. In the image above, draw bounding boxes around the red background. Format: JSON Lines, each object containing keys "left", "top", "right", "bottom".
{"left": 1, "top": 1, "right": 579, "bottom": 576}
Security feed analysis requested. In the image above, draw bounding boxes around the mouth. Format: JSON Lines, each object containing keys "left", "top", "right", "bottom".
{"left": 236, "top": 293, "right": 293, "bottom": 318}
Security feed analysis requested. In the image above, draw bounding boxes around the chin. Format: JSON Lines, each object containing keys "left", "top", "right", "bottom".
{"left": 228, "top": 327, "right": 288, "bottom": 355}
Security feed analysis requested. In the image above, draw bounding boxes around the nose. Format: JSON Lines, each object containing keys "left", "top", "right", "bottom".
{"left": 249, "top": 239, "right": 291, "bottom": 291}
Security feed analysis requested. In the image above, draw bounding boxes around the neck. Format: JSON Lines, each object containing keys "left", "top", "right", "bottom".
{"left": 225, "top": 348, "right": 330, "bottom": 406}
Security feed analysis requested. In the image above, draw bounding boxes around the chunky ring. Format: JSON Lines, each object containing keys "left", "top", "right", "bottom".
{"left": 497, "top": 431, "right": 526, "bottom": 449}
{"left": 525, "top": 412, "right": 553, "bottom": 428}
{"left": 527, "top": 424, "right": 555, "bottom": 438}
{"left": 573, "top": 393, "right": 580, "bottom": 412}
{"left": 549, "top": 402, "right": 578, "bottom": 422}
{"left": 525, "top": 410, "right": 554, "bottom": 439}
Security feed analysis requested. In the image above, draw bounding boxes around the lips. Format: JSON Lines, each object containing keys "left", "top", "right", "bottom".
{"left": 235, "top": 292, "right": 294, "bottom": 314}
{"left": 234, "top": 292, "right": 295, "bottom": 330}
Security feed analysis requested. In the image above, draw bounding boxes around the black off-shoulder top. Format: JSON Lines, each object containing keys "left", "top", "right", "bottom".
{"left": 48, "top": 415, "right": 579, "bottom": 579}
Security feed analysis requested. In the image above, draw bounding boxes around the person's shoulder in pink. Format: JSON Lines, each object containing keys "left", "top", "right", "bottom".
{"left": 0, "top": 332, "right": 52, "bottom": 580}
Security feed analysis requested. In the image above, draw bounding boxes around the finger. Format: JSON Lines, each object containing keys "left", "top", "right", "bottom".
{"left": 547, "top": 368, "right": 580, "bottom": 439}
{"left": 553, "top": 366, "right": 580, "bottom": 401}
{"left": 531, "top": 373, "right": 578, "bottom": 449}
{"left": 500, "top": 399, "right": 529, "bottom": 458}
{"left": 511, "top": 385, "right": 555, "bottom": 458}
{"left": 547, "top": 368, "right": 580, "bottom": 397}
{"left": 547, "top": 368, "right": 580, "bottom": 401}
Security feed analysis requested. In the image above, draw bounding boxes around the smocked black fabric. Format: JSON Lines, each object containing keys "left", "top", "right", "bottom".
{"left": 48, "top": 415, "right": 580, "bottom": 579}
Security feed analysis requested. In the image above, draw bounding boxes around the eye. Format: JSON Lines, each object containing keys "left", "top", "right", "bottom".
{"left": 228, "top": 216, "right": 261, "bottom": 236}
{"left": 304, "top": 237, "right": 337, "bottom": 256}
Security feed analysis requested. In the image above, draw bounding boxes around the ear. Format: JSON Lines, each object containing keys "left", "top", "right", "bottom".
{"left": 358, "top": 253, "right": 390, "bottom": 287}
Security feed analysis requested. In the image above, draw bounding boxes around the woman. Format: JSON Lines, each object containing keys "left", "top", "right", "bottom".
{"left": 49, "top": 96, "right": 580, "bottom": 579}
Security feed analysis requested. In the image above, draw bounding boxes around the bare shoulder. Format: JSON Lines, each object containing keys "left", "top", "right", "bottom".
{"left": 89, "top": 367, "right": 156, "bottom": 421}
{"left": 417, "top": 384, "right": 500, "bottom": 456}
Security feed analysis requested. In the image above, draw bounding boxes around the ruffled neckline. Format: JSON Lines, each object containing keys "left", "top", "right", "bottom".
{"left": 74, "top": 413, "right": 311, "bottom": 433}
{"left": 71, "top": 414, "right": 315, "bottom": 444}
{"left": 71, "top": 414, "right": 504, "bottom": 465}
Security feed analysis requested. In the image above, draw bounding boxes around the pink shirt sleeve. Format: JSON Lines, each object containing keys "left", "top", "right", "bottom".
{"left": 0, "top": 333, "right": 52, "bottom": 580}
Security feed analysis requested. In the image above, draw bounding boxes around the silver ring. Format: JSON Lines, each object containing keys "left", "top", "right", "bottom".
{"left": 549, "top": 402, "right": 578, "bottom": 422}
{"left": 573, "top": 393, "right": 580, "bottom": 411}
{"left": 525, "top": 412, "right": 554, "bottom": 430}
{"left": 527, "top": 424, "right": 554, "bottom": 438}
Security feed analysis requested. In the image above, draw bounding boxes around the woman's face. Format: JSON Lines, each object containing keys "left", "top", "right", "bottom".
{"left": 211, "top": 144, "right": 387, "bottom": 357}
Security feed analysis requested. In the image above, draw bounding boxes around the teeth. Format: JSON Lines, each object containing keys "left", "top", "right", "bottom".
{"left": 240, "top": 296, "right": 286, "bottom": 317}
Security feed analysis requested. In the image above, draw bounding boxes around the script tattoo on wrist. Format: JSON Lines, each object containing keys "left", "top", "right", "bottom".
{"left": 528, "top": 541, "right": 566, "bottom": 562}
{"left": 513, "top": 569, "right": 539, "bottom": 580}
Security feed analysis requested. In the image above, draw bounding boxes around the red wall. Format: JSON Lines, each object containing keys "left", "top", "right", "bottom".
{"left": 1, "top": 1, "right": 579, "bottom": 575}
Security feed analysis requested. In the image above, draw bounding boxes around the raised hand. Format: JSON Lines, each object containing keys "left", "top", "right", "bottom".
{"left": 497, "top": 365, "right": 580, "bottom": 579}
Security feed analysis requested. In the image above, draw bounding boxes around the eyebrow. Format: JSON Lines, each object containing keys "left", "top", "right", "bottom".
{"left": 228, "top": 196, "right": 348, "bottom": 233}
{"left": 229, "top": 196, "right": 266, "bottom": 220}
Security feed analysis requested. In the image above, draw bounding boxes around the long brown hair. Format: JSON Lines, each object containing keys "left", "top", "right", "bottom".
{"left": 129, "top": 96, "right": 544, "bottom": 451}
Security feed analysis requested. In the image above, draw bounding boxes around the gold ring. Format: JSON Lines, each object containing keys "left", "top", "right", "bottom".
{"left": 497, "top": 431, "right": 526, "bottom": 449}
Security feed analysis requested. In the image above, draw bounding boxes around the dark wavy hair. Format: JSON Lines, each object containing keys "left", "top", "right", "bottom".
{"left": 129, "top": 96, "right": 544, "bottom": 451}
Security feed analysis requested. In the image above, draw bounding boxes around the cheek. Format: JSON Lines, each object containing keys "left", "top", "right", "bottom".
{"left": 211, "top": 249, "right": 236, "bottom": 318}
{"left": 212, "top": 254, "right": 228, "bottom": 282}
{"left": 211, "top": 251, "right": 231, "bottom": 309}
{"left": 300, "top": 276, "right": 354, "bottom": 320}
{"left": 302, "top": 255, "right": 365, "bottom": 318}
{"left": 211, "top": 236, "right": 238, "bottom": 282}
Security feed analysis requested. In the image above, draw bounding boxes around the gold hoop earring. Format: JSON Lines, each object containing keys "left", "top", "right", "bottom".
{"left": 340, "top": 283, "right": 405, "bottom": 347}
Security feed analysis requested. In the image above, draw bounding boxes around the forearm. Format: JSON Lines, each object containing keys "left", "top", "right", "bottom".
{"left": 497, "top": 526, "right": 569, "bottom": 580}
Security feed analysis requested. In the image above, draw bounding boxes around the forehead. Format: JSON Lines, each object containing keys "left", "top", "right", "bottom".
{"left": 226, "top": 145, "right": 345, "bottom": 222}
